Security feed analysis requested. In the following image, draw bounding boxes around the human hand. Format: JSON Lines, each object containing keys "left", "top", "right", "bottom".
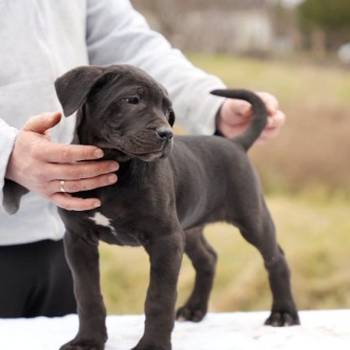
{"left": 5, "top": 112, "right": 119, "bottom": 211}
{"left": 216, "top": 92, "right": 286, "bottom": 142}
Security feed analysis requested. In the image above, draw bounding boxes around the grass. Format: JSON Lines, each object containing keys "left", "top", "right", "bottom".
{"left": 99, "top": 54, "right": 350, "bottom": 314}
{"left": 100, "top": 193, "right": 350, "bottom": 314}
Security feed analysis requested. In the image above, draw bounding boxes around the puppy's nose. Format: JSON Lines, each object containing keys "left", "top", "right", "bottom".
{"left": 156, "top": 127, "right": 173, "bottom": 141}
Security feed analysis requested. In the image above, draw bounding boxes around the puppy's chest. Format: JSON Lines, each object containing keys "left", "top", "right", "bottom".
{"left": 72, "top": 180, "right": 172, "bottom": 246}
{"left": 87, "top": 210, "right": 142, "bottom": 246}
{"left": 84, "top": 189, "right": 160, "bottom": 246}
{"left": 89, "top": 212, "right": 117, "bottom": 236}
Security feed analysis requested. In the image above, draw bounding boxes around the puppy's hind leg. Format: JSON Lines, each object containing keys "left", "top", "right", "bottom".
{"left": 176, "top": 226, "right": 217, "bottom": 322}
{"left": 231, "top": 198, "right": 300, "bottom": 327}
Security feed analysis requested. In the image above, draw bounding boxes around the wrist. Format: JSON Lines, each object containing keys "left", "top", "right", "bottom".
{"left": 0, "top": 123, "right": 19, "bottom": 183}
{"left": 5, "top": 152, "right": 18, "bottom": 182}
{"left": 214, "top": 103, "right": 225, "bottom": 136}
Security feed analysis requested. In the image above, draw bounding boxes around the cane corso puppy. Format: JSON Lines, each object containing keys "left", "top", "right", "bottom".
{"left": 4, "top": 65, "right": 299, "bottom": 350}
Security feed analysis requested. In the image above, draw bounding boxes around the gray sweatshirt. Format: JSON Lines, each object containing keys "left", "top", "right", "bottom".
{"left": 0, "top": 0, "right": 225, "bottom": 245}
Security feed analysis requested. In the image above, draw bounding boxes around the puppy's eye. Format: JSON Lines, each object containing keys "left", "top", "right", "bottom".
{"left": 166, "top": 108, "right": 174, "bottom": 118}
{"left": 124, "top": 96, "right": 141, "bottom": 105}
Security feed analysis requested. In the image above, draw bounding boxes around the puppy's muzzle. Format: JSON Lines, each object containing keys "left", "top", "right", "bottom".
{"left": 156, "top": 127, "right": 173, "bottom": 142}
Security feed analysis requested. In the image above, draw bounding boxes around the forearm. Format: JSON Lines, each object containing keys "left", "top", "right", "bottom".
{"left": 86, "top": 0, "right": 226, "bottom": 134}
{"left": 0, "top": 119, "right": 19, "bottom": 212}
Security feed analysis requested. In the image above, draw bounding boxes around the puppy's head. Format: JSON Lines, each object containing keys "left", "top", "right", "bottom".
{"left": 55, "top": 65, "right": 175, "bottom": 161}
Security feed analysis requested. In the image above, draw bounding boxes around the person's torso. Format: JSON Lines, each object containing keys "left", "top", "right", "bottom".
{"left": 0, "top": 0, "right": 90, "bottom": 244}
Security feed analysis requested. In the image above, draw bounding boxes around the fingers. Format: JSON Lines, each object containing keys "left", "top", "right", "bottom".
{"left": 47, "top": 160, "right": 119, "bottom": 181}
{"left": 264, "top": 111, "right": 286, "bottom": 136}
{"left": 9, "top": 116, "right": 121, "bottom": 212}
{"left": 221, "top": 92, "right": 279, "bottom": 126}
{"left": 218, "top": 92, "right": 286, "bottom": 141}
{"left": 23, "top": 112, "right": 62, "bottom": 133}
{"left": 260, "top": 111, "right": 286, "bottom": 141}
{"left": 230, "top": 100, "right": 251, "bottom": 119}
{"left": 36, "top": 143, "right": 105, "bottom": 163}
{"left": 47, "top": 173, "right": 118, "bottom": 194}
{"left": 267, "top": 110, "right": 286, "bottom": 129}
{"left": 221, "top": 99, "right": 252, "bottom": 126}
{"left": 50, "top": 193, "right": 101, "bottom": 211}
{"left": 218, "top": 122, "right": 247, "bottom": 139}
{"left": 257, "top": 92, "right": 279, "bottom": 115}
{"left": 23, "top": 113, "right": 106, "bottom": 162}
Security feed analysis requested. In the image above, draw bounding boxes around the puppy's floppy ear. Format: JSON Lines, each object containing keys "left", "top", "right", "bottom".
{"left": 55, "top": 66, "right": 106, "bottom": 116}
{"left": 2, "top": 180, "right": 28, "bottom": 215}
{"left": 168, "top": 109, "right": 176, "bottom": 127}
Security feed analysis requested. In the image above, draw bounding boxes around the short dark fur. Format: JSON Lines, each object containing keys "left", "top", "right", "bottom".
{"left": 4, "top": 65, "right": 299, "bottom": 350}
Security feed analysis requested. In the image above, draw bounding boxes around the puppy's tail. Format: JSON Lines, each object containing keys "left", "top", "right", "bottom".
{"left": 211, "top": 89, "right": 268, "bottom": 151}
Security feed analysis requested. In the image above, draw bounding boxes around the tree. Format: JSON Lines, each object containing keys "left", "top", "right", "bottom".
{"left": 298, "top": 0, "right": 350, "bottom": 50}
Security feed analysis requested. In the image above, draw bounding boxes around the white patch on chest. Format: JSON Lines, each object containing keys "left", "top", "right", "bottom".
{"left": 89, "top": 212, "right": 117, "bottom": 236}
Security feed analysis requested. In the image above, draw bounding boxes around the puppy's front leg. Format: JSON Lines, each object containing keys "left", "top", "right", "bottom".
{"left": 60, "top": 231, "right": 107, "bottom": 350}
{"left": 133, "top": 231, "right": 184, "bottom": 350}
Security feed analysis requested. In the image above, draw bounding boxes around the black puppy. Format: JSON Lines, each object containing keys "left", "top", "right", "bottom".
{"left": 4, "top": 65, "right": 299, "bottom": 350}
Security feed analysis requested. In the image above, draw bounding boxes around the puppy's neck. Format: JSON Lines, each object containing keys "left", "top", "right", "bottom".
{"left": 101, "top": 148, "right": 133, "bottom": 163}
{"left": 74, "top": 135, "right": 151, "bottom": 185}
{"left": 114, "top": 157, "right": 157, "bottom": 186}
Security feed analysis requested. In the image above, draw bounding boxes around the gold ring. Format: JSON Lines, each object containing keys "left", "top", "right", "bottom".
{"left": 59, "top": 180, "right": 66, "bottom": 193}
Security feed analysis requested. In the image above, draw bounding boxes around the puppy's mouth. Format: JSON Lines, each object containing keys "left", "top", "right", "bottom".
{"left": 134, "top": 142, "right": 173, "bottom": 161}
{"left": 126, "top": 140, "right": 173, "bottom": 161}
{"left": 97, "top": 138, "right": 173, "bottom": 162}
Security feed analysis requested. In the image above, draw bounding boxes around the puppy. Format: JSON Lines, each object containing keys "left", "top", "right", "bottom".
{"left": 4, "top": 65, "right": 299, "bottom": 350}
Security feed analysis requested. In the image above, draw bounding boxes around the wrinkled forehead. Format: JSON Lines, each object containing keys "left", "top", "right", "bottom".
{"left": 107, "top": 65, "right": 168, "bottom": 99}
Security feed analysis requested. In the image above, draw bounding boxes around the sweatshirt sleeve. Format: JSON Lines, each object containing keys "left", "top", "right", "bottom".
{"left": 0, "top": 119, "right": 19, "bottom": 212}
{"left": 86, "top": 0, "right": 226, "bottom": 135}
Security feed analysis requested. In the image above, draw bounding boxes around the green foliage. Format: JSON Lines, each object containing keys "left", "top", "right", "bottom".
{"left": 298, "top": 0, "right": 350, "bottom": 31}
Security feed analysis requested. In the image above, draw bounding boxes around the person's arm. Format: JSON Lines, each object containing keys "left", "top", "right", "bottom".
{"left": 86, "top": 0, "right": 285, "bottom": 141}
{"left": 86, "top": 0, "right": 225, "bottom": 135}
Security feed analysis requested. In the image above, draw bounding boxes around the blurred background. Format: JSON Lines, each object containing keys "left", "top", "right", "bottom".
{"left": 100, "top": 0, "right": 350, "bottom": 314}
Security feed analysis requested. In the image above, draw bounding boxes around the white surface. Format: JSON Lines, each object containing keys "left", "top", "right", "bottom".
{"left": 1, "top": 311, "right": 350, "bottom": 350}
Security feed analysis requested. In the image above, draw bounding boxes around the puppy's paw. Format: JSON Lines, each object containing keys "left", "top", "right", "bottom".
{"left": 60, "top": 339, "right": 104, "bottom": 350}
{"left": 131, "top": 343, "right": 170, "bottom": 350}
{"left": 264, "top": 310, "right": 300, "bottom": 327}
{"left": 131, "top": 347, "right": 168, "bottom": 350}
{"left": 176, "top": 304, "right": 207, "bottom": 322}
{"left": 131, "top": 337, "right": 171, "bottom": 350}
